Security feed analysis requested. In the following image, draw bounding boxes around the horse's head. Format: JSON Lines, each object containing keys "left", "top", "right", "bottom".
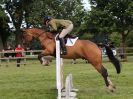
{"left": 22, "top": 28, "right": 55, "bottom": 48}
{"left": 22, "top": 28, "right": 34, "bottom": 43}
{"left": 21, "top": 28, "right": 36, "bottom": 48}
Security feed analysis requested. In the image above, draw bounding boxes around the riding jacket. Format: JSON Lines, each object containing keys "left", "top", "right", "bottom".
{"left": 48, "top": 19, "right": 73, "bottom": 32}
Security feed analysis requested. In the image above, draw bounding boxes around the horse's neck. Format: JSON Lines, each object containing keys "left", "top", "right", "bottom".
{"left": 37, "top": 32, "right": 54, "bottom": 43}
{"left": 38, "top": 33, "right": 47, "bottom": 42}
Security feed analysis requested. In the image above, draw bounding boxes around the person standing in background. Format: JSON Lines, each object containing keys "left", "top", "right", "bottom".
{"left": 15, "top": 44, "right": 24, "bottom": 67}
{"left": 3, "top": 45, "right": 14, "bottom": 57}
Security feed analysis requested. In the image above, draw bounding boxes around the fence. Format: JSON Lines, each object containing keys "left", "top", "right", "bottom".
{"left": 0, "top": 47, "right": 133, "bottom": 66}
{"left": 0, "top": 50, "right": 52, "bottom": 66}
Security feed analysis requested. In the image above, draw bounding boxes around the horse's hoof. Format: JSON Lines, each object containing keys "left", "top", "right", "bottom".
{"left": 112, "top": 85, "right": 116, "bottom": 89}
{"left": 109, "top": 82, "right": 116, "bottom": 89}
{"left": 44, "top": 64, "right": 49, "bottom": 66}
{"left": 42, "top": 63, "right": 49, "bottom": 66}
{"left": 42, "top": 62, "right": 49, "bottom": 66}
{"left": 107, "top": 85, "right": 115, "bottom": 92}
{"left": 107, "top": 77, "right": 116, "bottom": 89}
{"left": 72, "top": 62, "right": 76, "bottom": 64}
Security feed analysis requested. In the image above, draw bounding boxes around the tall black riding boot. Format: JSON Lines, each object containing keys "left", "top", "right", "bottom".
{"left": 59, "top": 38, "right": 67, "bottom": 55}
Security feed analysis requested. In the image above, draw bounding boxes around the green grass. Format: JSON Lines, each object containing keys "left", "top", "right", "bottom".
{"left": 0, "top": 60, "right": 133, "bottom": 99}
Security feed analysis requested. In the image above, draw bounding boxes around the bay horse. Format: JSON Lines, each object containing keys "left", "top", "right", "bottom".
{"left": 22, "top": 28, "right": 121, "bottom": 92}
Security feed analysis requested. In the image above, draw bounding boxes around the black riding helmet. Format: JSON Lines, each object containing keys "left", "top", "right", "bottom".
{"left": 44, "top": 16, "right": 52, "bottom": 23}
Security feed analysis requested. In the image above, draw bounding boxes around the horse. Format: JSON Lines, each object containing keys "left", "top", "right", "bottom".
{"left": 22, "top": 28, "right": 121, "bottom": 92}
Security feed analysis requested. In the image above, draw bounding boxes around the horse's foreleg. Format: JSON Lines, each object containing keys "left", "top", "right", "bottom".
{"left": 38, "top": 49, "right": 51, "bottom": 66}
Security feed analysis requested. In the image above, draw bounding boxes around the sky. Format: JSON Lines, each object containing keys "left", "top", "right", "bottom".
{"left": 82, "top": 0, "right": 91, "bottom": 10}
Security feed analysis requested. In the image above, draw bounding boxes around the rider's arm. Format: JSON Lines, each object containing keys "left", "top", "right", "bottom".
{"left": 49, "top": 20, "right": 57, "bottom": 32}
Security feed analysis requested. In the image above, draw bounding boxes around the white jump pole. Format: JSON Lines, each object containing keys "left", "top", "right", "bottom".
{"left": 56, "top": 39, "right": 77, "bottom": 99}
{"left": 56, "top": 40, "right": 63, "bottom": 99}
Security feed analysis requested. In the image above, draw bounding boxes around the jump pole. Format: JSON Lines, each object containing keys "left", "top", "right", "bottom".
{"left": 56, "top": 40, "right": 63, "bottom": 99}
{"left": 56, "top": 39, "right": 78, "bottom": 99}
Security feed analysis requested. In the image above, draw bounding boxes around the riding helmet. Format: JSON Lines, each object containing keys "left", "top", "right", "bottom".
{"left": 44, "top": 16, "right": 52, "bottom": 22}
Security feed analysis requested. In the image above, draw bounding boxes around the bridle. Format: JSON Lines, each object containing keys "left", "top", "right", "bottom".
{"left": 23, "top": 29, "right": 54, "bottom": 44}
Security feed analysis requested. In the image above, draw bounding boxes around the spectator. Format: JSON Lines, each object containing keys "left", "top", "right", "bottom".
{"left": 15, "top": 44, "right": 24, "bottom": 67}
{"left": 3, "top": 45, "right": 14, "bottom": 57}
{"left": 109, "top": 42, "right": 115, "bottom": 49}
{"left": 97, "top": 42, "right": 104, "bottom": 49}
{"left": 109, "top": 42, "right": 117, "bottom": 56}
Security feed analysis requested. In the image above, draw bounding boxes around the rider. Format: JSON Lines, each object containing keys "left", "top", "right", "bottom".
{"left": 43, "top": 16, "right": 73, "bottom": 55}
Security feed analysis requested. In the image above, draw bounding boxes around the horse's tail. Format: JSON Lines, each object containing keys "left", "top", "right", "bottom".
{"left": 104, "top": 44, "right": 121, "bottom": 74}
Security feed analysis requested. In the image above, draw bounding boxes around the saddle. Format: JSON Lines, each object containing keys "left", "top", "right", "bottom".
{"left": 64, "top": 34, "right": 77, "bottom": 43}
{"left": 47, "top": 32, "right": 77, "bottom": 42}
{"left": 47, "top": 32, "right": 77, "bottom": 55}
{"left": 65, "top": 34, "right": 77, "bottom": 39}
{"left": 55, "top": 34, "right": 77, "bottom": 44}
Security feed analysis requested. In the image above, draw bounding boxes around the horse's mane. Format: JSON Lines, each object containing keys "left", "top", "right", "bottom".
{"left": 28, "top": 27, "right": 46, "bottom": 32}
{"left": 25, "top": 27, "right": 76, "bottom": 40}
{"left": 30, "top": 27, "right": 55, "bottom": 39}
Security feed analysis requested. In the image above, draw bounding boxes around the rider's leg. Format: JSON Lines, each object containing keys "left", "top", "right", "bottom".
{"left": 59, "top": 24, "right": 73, "bottom": 55}
{"left": 59, "top": 38, "right": 67, "bottom": 54}
{"left": 59, "top": 24, "right": 73, "bottom": 38}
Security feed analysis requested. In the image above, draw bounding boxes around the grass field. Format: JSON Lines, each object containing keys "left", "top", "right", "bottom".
{"left": 0, "top": 60, "right": 133, "bottom": 99}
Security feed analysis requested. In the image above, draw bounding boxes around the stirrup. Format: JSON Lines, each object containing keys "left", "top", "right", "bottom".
{"left": 60, "top": 44, "right": 67, "bottom": 55}
{"left": 61, "top": 48, "right": 67, "bottom": 55}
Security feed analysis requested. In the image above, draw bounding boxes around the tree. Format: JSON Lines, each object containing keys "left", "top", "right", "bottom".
{"left": 25, "top": 0, "right": 86, "bottom": 33}
{"left": 108, "top": 0, "right": 133, "bottom": 59}
{"left": 1, "top": 0, "right": 86, "bottom": 45}
{"left": 22, "top": 0, "right": 87, "bottom": 47}
{"left": 0, "top": 5, "right": 10, "bottom": 49}
{"left": 0, "top": 0, "right": 87, "bottom": 48}
{"left": 126, "top": 30, "right": 133, "bottom": 47}
{"left": 88, "top": 0, "right": 133, "bottom": 59}
{"left": 1, "top": 0, "right": 33, "bottom": 44}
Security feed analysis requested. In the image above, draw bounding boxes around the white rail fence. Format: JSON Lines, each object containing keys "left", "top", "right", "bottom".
{"left": 0, "top": 50, "right": 53, "bottom": 66}
{"left": 0, "top": 47, "right": 133, "bottom": 66}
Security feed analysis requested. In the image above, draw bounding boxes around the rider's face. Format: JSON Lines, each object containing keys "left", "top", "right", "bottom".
{"left": 45, "top": 20, "right": 49, "bottom": 26}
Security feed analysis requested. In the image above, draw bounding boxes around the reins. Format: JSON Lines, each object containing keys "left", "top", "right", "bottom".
{"left": 37, "top": 31, "right": 54, "bottom": 43}
{"left": 36, "top": 31, "right": 45, "bottom": 38}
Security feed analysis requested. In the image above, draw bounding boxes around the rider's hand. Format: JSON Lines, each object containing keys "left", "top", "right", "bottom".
{"left": 46, "top": 26, "right": 51, "bottom": 32}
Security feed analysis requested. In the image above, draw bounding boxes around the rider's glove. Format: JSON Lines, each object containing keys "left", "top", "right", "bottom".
{"left": 45, "top": 26, "right": 51, "bottom": 32}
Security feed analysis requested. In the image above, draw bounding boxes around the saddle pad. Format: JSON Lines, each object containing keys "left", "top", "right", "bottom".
{"left": 66, "top": 37, "right": 78, "bottom": 46}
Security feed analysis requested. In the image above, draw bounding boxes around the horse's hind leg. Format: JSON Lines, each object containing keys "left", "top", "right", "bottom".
{"left": 101, "top": 66, "right": 116, "bottom": 91}
{"left": 93, "top": 63, "right": 116, "bottom": 92}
